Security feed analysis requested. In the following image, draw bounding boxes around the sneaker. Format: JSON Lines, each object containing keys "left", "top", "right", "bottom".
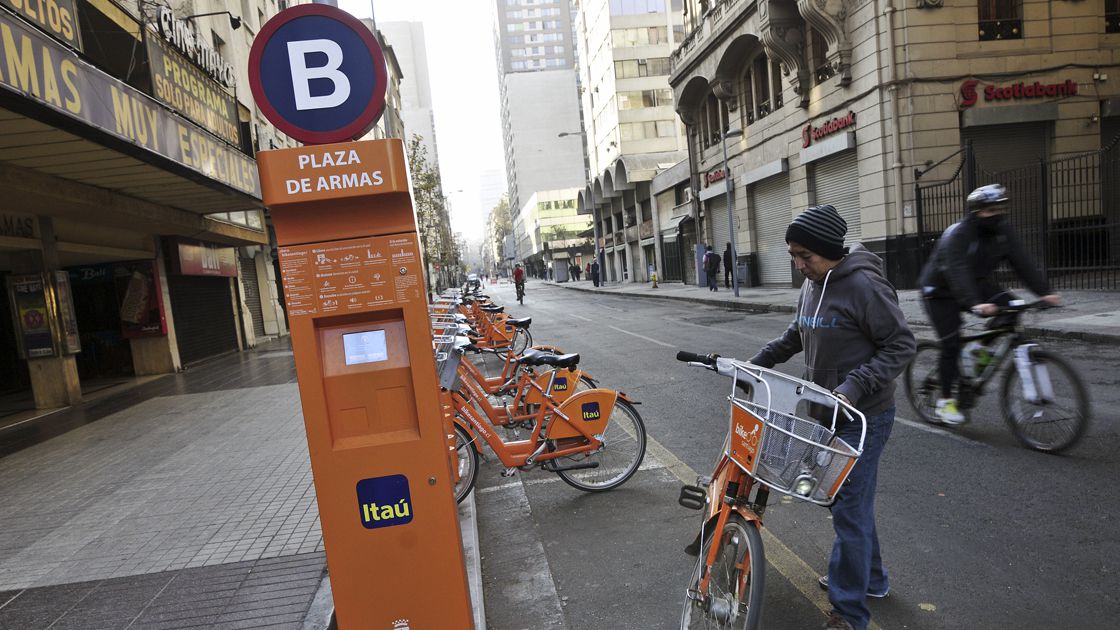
{"left": 935, "top": 398, "right": 966, "bottom": 425}
{"left": 818, "top": 575, "right": 890, "bottom": 598}
{"left": 823, "top": 612, "right": 854, "bottom": 630}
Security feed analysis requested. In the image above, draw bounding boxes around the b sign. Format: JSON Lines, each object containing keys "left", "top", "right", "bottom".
{"left": 249, "top": 4, "right": 388, "bottom": 144}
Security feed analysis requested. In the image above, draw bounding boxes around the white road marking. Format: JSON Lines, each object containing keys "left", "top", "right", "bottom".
{"left": 570, "top": 313, "right": 593, "bottom": 322}
{"left": 895, "top": 415, "right": 989, "bottom": 446}
{"left": 607, "top": 325, "right": 675, "bottom": 348}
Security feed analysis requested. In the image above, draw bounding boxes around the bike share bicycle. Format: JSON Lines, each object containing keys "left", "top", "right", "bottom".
{"left": 906, "top": 300, "right": 1090, "bottom": 453}
{"left": 676, "top": 352, "right": 867, "bottom": 630}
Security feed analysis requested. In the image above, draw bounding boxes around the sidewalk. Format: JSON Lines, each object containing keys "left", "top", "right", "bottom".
{"left": 546, "top": 278, "right": 1120, "bottom": 344}
{"left": 0, "top": 339, "right": 485, "bottom": 629}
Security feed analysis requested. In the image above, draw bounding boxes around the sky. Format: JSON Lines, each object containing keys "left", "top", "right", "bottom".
{"left": 337, "top": 0, "right": 507, "bottom": 243}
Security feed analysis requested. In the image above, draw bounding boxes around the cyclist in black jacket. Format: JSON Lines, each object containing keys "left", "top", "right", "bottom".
{"left": 918, "top": 183, "right": 1060, "bottom": 424}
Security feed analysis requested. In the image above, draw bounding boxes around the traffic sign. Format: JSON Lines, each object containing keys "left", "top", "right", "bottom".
{"left": 248, "top": 4, "right": 388, "bottom": 144}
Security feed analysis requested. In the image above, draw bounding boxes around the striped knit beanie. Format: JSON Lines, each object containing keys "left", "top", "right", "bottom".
{"left": 785, "top": 204, "right": 848, "bottom": 261}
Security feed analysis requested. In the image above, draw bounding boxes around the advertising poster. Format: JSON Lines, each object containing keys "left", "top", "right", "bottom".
{"left": 53, "top": 271, "right": 81, "bottom": 354}
{"left": 117, "top": 261, "right": 168, "bottom": 338}
{"left": 8, "top": 275, "right": 55, "bottom": 358}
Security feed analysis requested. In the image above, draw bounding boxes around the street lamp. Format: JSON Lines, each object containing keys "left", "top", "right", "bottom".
{"left": 721, "top": 127, "right": 743, "bottom": 296}
{"left": 184, "top": 10, "right": 242, "bottom": 30}
{"left": 558, "top": 131, "right": 601, "bottom": 284}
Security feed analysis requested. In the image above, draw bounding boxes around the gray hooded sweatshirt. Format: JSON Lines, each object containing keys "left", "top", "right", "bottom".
{"left": 749, "top": 245, "right": 916, "bottom": 415}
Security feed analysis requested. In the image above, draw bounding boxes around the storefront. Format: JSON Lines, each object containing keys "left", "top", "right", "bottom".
{"left": 0, "top": 4, "right": 271, "bottom": 409}
{"left": 750, "top": 171, "right": 792, "bottom": 287}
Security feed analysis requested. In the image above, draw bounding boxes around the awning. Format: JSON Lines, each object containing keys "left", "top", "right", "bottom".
{"left": 661, "top": 214, "right": 693, "bottom": 234}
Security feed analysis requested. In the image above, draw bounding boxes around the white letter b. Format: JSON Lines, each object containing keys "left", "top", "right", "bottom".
{"left": 287, "top": 39, "right": 351, "bottom": 111}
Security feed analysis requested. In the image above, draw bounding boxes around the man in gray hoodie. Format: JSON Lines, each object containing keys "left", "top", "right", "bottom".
{"left": 749, "top": 204, "right": 916, "bottom": 630}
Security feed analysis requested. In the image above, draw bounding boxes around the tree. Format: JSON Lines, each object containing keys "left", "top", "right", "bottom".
{"left": 407, "top": 134, "right": 456, "bottom": 293}
{"left": 489, "top": 195, "right": 512, "bottom": 261}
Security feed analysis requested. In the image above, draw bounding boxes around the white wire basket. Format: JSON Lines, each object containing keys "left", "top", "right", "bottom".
{"left": 725, "top": 362, "right": 866, "bottom": 506}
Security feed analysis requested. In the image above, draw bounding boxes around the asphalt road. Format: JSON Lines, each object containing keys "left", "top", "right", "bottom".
{"left": 474, "top": 280, "right": 1118, "bottom": 630}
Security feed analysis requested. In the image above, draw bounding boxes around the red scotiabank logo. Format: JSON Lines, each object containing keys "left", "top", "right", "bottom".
{"left": 801, "top": 111, "right": 856, "bottom": 149}
{"left": 960, "top": 79, "right": 980, "bottom": 108}
{"left": 959, "top": 78, "right": 1078, "bottom": 109}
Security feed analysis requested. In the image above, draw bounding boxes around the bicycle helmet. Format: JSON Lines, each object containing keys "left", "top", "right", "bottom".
{"left": 966, "top": 183, "right": 1008, "bottom": 211}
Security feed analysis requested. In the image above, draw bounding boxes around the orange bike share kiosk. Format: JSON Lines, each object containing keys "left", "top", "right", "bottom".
{"left": 249, "top": 5, "right": 473, "bottom": 628}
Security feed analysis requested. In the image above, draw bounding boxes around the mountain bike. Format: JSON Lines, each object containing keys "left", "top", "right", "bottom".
{"left": 676, "top": 352, "right": 866, "bottom": 630}
{"left": 905, "top": 300, "right": 1090, "bottom": 453}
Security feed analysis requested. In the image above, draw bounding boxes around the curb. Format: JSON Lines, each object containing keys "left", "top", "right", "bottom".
{"left": 550, "top": 282, "right": 1120, "bottom": 346}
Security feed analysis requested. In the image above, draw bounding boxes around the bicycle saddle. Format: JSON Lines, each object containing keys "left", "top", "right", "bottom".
{"left": 506, "top": 317, "right": 531, "bottom": 328}
{"left": 518, "top": 349, "right": 579, "bottom": 369}
{"left": 481, "top": 305, "right": 504, "bottom": 313}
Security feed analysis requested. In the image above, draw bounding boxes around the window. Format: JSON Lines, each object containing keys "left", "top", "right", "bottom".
{"left": 698, "top": 92, "right": 727, "bottom": 149}
{"left": 620, "top": 121, "right": 677, "bottom": 141}
{"left": 739, "top": 56, "right": 782, "bottom": 126}
{"left": 610, "top": 0, "right": 664, "bottom": 15}
{"left": 611, "top": 26, "right": 669, "bottom": 47}
{"left": 618, "top": 89, "right": 673, "bottom": 109}
{"left": 810, "top": 28, "right": 834, "bottom": 84}
{"left": 978, "top": 0, "right": 1022, "bottom": 40}
{"left": 1109, "top": 0, "right": 1120, "bottom": 33}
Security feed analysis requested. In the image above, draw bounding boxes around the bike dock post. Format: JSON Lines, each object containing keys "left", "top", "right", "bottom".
{"left": 249, "top": 6, "right": 474, "bottom": 628}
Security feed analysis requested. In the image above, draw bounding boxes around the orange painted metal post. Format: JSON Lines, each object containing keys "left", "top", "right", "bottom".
{"left": 257, "top": 138, "right": 473, "bottom": 629}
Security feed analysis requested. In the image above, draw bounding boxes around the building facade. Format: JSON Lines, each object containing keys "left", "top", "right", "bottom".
{"left": 380, "top": 21, "right": 440, "bottom": 166}
{"left": 516, "top": 188, "right": 593, "bottom": 278}
{"left": 0, "top": 0, "right": 404, "bottom": 414}
{"left": 667, "top": 0, "right": 1120, "bottom": 290}
{"left": 573, "top": 0, "right": 688, "bottom": 285}
{"left": 494, "top": 0, "right": 586, "bottom": 230}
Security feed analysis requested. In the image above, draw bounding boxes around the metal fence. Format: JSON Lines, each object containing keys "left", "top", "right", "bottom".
{"left": 916, "top": 136, "right": 1120, "bottom": 291}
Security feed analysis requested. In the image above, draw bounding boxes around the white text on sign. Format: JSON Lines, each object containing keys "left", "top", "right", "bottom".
{"left": 285, "top": 150, "right": 385, "bottom": 194}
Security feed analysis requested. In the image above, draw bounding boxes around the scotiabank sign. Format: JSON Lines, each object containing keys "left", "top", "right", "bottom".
{"left": 959, "top": 78, "right": 1079, "bottom": 109}
{"left": 802, "top": 111, "right": 856, "bottom": 148}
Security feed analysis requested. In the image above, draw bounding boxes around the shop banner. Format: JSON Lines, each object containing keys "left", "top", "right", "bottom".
{"left": 0, "top": 0, "right": 81, "bottom": 50}
{"left": 8, "top": 274, "right": 54, "bottom": 358}
{"left": 52, "top": 270, "right": 80, "bottom": 353}
{"left": 144, "top": 28, "right": 240, "bottom": 146}
{"left": 0, "top": 12, "right": 261, "bottom": 197}
{"left": 172, "top": 240, "right": 238, "bottom": 277}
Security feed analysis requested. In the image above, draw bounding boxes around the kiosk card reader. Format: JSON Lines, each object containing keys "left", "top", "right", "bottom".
{"left": 257, "top": 138, "right": 474, "bottom": 628}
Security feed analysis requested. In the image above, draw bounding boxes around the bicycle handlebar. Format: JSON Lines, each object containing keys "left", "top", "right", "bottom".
{"left": 676, "top": 350, "right": 717, "bottom": 366}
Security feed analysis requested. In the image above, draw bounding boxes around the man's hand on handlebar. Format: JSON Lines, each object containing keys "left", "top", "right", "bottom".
{"left": 971, "top": 303, "right": 999, "bottom": 317}
{"left": 1042, "top": 293, "right": 1061, "bottom": 307}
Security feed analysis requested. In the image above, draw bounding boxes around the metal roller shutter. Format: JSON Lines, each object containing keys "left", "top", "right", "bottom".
{"left": 961, "top": 122, "right": 1048, "bottom": 176}
{"left": 706, "top": 195, "right": 731, "bottom": 252}
{"left": 752, "top": 174, "right": 792, "bottom": 286}
{"left": 239, "top": 255, "right": 265, "bottom": 338}
{"left": 167, "top": 275, "right": 238, "bottom": 365}
{"left": 812, "top": 154, "right": 862, "bottom": 244}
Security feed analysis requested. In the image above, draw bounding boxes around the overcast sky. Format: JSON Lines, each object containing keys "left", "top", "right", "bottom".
{"left": 336, "top": 0, "right": 506, "bottom": 242}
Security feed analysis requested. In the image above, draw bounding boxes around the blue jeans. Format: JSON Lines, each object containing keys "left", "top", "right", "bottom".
{"left": 828, "top": 408, "right": 894, "bottom": 630}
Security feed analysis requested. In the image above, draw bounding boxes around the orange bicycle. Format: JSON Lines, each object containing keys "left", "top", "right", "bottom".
{"left": 447, "top": 337, "right": 646, "bottom": 501}
{"left": 675, "top": 351, "right": 866, "bottom": 630}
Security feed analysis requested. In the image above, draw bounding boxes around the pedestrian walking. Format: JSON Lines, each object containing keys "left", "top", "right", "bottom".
{"left": 723, "top": 242, "right": 733, "bottom": 288}
{"left": 703, "top": 245, "right": 719, "bottom": 291}
{"left": 747, "top": 204, "right": 915, "bottom": 630}
{"left": 591, "top": 259, "right": 600, "bottom": 287}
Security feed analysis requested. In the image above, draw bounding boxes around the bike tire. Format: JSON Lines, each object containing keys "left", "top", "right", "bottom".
{"left": 511, "top": 327, "right": 532, "bottom": 356}
{"left": 904, "top": 341, "right": 944, "bottom": 424}
{"left": 453, "top": 424, "right": 479, "bottom": 503}
{"left": 680, "top": 513, "right": 765, "bottom": 630}
{"left": 554, "top": 398, "right": 646, "bottom": 492}
{"left": 1000, "top": 349, "right": 1089, "bottom": 453}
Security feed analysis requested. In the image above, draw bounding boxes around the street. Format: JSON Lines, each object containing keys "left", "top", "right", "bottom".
{"left": 475, "top": 280, "right": 1119, "bottom": 630}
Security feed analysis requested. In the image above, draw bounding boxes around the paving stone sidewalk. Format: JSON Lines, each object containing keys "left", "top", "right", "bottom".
{"left": 0, "top": 343, "right": 326, "bottom": 629}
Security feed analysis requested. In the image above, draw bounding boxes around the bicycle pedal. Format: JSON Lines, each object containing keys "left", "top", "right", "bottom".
{"left": 679, "top": 485, "right": 707, "bottom": 510}
{"left": 500, "top": 467, "right": 518, "bottom": 478}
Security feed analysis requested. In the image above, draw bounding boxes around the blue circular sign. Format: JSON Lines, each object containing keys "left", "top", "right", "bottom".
{"left": 249, "top": 5, "right": 387, "bottom": 144}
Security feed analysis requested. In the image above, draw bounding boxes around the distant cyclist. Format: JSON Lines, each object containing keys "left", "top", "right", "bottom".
{"left": 918, "top": 183, "right": 1060, "bottom": 425}
{"left": 513, "top": 263, "right": 525, "bottom": 304}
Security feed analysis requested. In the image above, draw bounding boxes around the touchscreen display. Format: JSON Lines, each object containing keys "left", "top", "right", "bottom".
{"left": 343, "top": 330, "right": 389, "bottom": 365}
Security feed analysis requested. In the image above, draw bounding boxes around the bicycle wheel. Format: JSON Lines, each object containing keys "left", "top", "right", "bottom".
{"left": 680, "top": 513, "right": 765, "bottom": 630}
{"left": 904, "top": 341, "right": 943, "bottom": 424}
{"left": 553, "top": 398, "right": 646, "bottom": 492}
{"left": 1000, "top": 349, "right": 1089, "bottom": 453}
{"left": 511, "top": 327, "right": 532, "bottom": 356}
{"left": 453, "top": 424, "right": 479, "bottom": 503}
